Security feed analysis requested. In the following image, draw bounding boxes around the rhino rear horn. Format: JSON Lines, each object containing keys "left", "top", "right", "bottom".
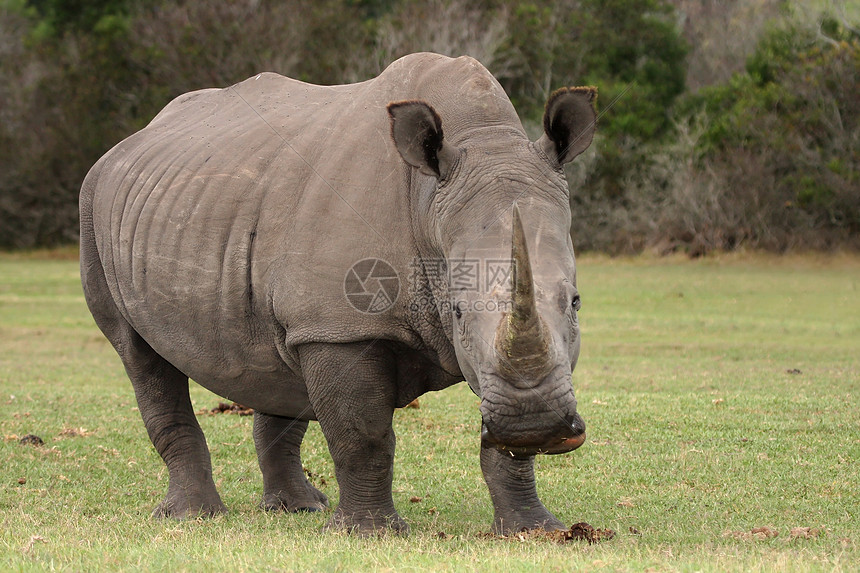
{"left": 537, "top": 86, "right": 598, "bottom": 166}
{"left": 387, "top": 100, "right": 459, "bottom": 179}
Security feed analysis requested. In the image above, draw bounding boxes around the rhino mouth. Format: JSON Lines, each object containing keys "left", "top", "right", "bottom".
{"left": 480, "top": 423, "right": 586, "bottom": 456}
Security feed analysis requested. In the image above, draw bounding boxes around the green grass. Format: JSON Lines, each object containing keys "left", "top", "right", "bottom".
{"left": 1, "top": 250, "right": 858, "bottom": 571}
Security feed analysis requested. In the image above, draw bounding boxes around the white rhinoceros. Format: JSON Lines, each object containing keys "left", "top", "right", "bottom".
{"left": 80, "top": 52, "right": 596, "bottom": 535}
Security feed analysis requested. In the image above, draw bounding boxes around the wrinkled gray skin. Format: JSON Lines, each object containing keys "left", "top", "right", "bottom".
{"left": 80, "top": 53, "right": 597, "bottom": 535}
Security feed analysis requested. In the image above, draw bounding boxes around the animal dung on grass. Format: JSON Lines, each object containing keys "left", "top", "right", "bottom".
{"left": 506, "top": 522, "right": 616, "bottom": 544}
{"left": 206, "top": 402, "right": 254, "bottom": 416}
{"left": 57, "top": 427, "right": 91, "bottom": 438}
{"left": 790, "top": 527, "right": 821, "bottom": 540}
{"left": 18, "top": 434, "right": 44, "bottom": 446}
{"left": 723, "top": 526, "right": 780, "bottom": 540}
{"left": 567, "top": 522, "right": 616, "bottom": 544}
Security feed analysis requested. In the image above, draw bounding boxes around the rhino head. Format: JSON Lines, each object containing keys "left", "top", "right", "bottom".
{"left": 388, "top": 87, "right": 597, "bottom": 457}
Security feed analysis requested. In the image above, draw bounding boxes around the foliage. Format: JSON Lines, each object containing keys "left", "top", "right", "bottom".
{"left": 0, "top": 0, "right": 857, "bottom": 253}
{"left": 668, "top": 0, "right": 788, "bottom": 91}
{"left": 495, "top": 0, "right": 687, "bottom": 139}
{"left": 571, "top": 5, "right": 860, "bottom": 254}
{"left": 0, "top": 0, "right": 143, "bottom": 247}
{"left": 0, "top": 0, "right": 374, "bottom": 247}
{"left": 672, "top": 16, "right": 860, "bottom": 251}
{"left": 493, "top": 0, "right": 689, "bottom": 250}
{"left": 25, "top": 0, "right": 130, "bottom": 36}
{"left": 371, "top": 0, "right": 509, "bottom": 80}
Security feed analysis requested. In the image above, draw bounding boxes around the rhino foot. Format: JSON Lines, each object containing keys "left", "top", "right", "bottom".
{"left": 323, "top": 508, "right": 409, "bottom": 537}
{"left": 152, "top": 490, "right": 227, "bottom": 520}
{"left": 481, "top": 446, "right": 568, "bottom": 536}
{"left": 261, "top": 483, "right": 328, "bottom": 513}
{"left": 253, "top": 414, "right": 329, "bottom": 513}
{"left": 493, "top": 512, "right": 566, "bottom": 536}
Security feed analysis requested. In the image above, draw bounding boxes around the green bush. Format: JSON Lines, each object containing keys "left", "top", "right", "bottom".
{"left": 677, "top": 17, "right": 860, "bottom": 249}
{"left": 0, "top": 0, "right": 373, "bottom": 247}
{"left": 497, "top": 0, "right": 687, "bottom": 139}
{"left": 0, "top": 0, "right": 149, "bottom": 247}
{"left": 1, "top": 0, "right": 856, "bottom": 253}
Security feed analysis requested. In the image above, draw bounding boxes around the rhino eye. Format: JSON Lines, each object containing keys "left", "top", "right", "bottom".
{"left": 572, "top": 295, "right": 581, "bottom": 312}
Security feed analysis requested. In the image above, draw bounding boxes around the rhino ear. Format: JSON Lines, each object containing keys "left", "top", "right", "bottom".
{"left": 537, "top": 87, "right": 598, "bottom": 166}
{"left": 387, "top": 100, "right": 459, "bottom": 179}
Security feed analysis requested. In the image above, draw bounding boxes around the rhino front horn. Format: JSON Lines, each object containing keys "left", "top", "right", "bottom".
{"left": 495, "top": 204, "right": 553, "bottom": 377}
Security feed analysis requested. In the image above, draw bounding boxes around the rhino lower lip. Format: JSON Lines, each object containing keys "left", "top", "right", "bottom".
{"left": 480, "top": 424, "right": 586, "bottom": 456}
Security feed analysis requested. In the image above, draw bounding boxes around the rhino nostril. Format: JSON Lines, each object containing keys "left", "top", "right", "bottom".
{"left": 565, "top": 412, "right": 586, "bottom": 437}
{"left": 481, "top": 423, "right": 491, "bottom": 443}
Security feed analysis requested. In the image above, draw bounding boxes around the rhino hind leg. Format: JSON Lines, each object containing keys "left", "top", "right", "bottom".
{"left": 299, "top": 341, "right": 408, "bottom": 536}
{"left": 119, "top": 332, "right": 226, "bottom": 519}
{"left": 94, "top": 318, "right": 225, "bottom": 519}
{"left": 480, "top": 446, "right": 566, "bottom": 534}
{"left": 253, "top": 413, "right": 328, "bottom": 512}
{"left": 80, "top": 223, "right": 224, "bottom": 519}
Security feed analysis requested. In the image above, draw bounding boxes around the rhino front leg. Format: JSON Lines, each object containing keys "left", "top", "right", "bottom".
{"left": 480, "top": 446, "right": 565, "bottom": 534}
{"left": 299, "top": 341, "right": 407, "bottom": 536}
{"left": 253, "top": 413, "right": 328, "bottom": 512}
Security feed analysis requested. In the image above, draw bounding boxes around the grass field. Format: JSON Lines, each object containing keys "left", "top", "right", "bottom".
{"left": 1, "top": 249, "right": 858, "bottom": 572}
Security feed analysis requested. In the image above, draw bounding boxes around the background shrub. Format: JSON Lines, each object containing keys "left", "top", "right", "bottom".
{"left": 0, "top": 0, "right": 857, "bottom": 253}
